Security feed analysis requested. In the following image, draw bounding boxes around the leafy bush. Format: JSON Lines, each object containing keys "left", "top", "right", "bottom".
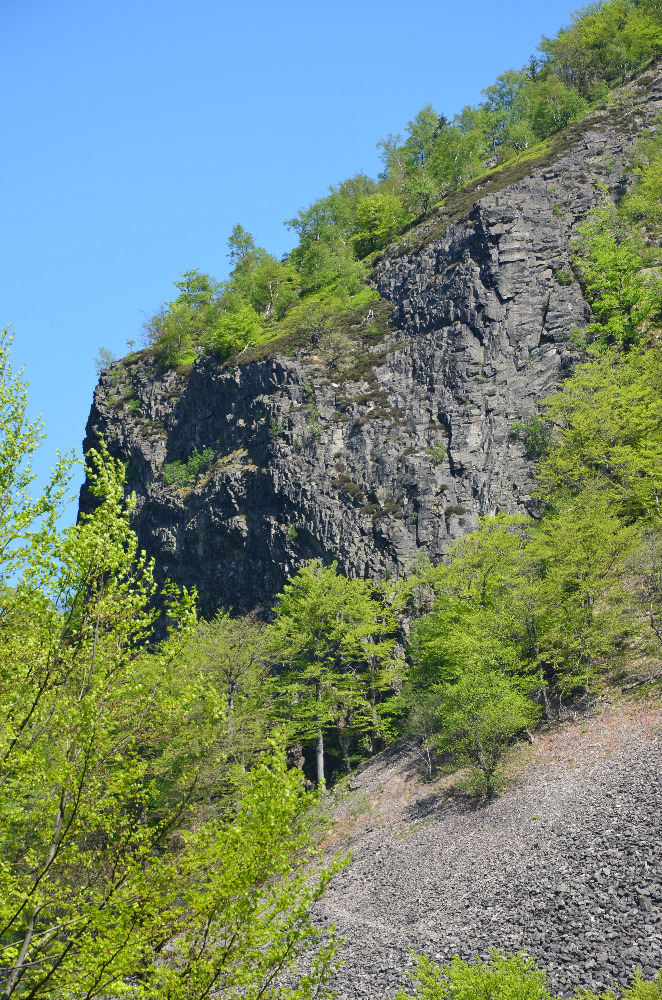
{"left": 444, "top": 505, "right": 467, "bottom": 517}
{"left": 93, "top": 345, "right": 117, "bottom": 374}
{"left": 433, "top": 669, "right": 538, "bottom": 795}
{"left": 208, "top": 306, "right": 263, "bottom": 360}
{"left": 162, "top": 446, "right": 216, "bottom": 487}
{"left": 508, "top": 415, "right": 553, "bottom": 460}
{"left": 553, "top": 266, "right": 574, "bottom": 284}
{"left": 398, "top": 956, "right": 662, "bottom": 1000}
{"left": 396, "top": 950, "right": 551, "bottom": 1000}
{"left": 427, "top": 443, "right": 446, "bottom": 466}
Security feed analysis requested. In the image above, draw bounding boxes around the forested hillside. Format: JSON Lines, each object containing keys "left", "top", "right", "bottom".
{"left": 2, "top": 0, "right": 662, "bottom": 996}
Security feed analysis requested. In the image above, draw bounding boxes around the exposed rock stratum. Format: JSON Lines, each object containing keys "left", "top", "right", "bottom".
{"left": 81, "top": 69, "right": 662, "bottom": 617}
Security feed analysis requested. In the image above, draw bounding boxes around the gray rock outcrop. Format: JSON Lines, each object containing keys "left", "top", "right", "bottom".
{"left": 80, "top": 68, "right": 662, "bottom": 616}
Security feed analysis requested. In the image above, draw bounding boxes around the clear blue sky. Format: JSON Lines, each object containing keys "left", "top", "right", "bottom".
{"left": 1, "top": 0, "right": 576, "bottom": 521}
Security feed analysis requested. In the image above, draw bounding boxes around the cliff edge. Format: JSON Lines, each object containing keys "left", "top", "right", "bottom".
{"left": 80, "top": 68, "right": 662, "bottom": 616}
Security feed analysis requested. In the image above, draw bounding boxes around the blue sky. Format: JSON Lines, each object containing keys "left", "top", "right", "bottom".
{"left": 1, "top": 0, "right": 576, "bottom": 520}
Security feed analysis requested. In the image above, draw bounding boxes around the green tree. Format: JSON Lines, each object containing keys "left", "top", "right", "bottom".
{"left": 183, "top": 610, "right": 280, "bottom": 765}
{"left": 573, "top": 198, "right": 662, "bottom": 347}
{"left": 537, "top": 347, "right": 662, "bottom": 521}
{"left": 435, "top": 668, "right": 537, "bottom": 795}
{"left": 428, "top": 118, "right": 487, "bottom": 191}
{"left": 508, "top": 414, "right": 553, "bottom": 460}
{"left": 272, "top": 560, "right": 396, "bottom": 784}
{"left": 404, "top": 104, "right": 445, "bottom": 168}
{"left": 93, "top": 345, "right": 117, "bottom": 375}
{"left": 172, "top": 268, "right": 220, "bottom": 308}
{"left": 0, "top": 333, "right": 341, "bottom": 997}
{"left": 352, "top": 192, "right": 408, "bottom": 258}
{"left": 207, "top": 305, "right": 263, "bottom": 359}
{"left": 525, "top": 491, "right": 638, "bottom": 713}
{"left": 227, "top": 223, "right": 256, "bottom": 264}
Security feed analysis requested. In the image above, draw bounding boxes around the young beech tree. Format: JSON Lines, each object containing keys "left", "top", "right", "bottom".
{"left": 182, "top": 610, "right": 280, "bottom": 766}
{"left": 434, "top": 666, "right": 539, "bottom": 796}
{"left": 273, "top": 560, "right": 396, "bottom": 784}
{"left": 537, "top": 348, "right": 662, "bottom": 521}
{"left": 0, "top": 330, "right": 341, "bottom": 998}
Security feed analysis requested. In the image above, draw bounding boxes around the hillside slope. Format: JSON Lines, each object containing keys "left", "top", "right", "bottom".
{"left": 315, "top": 700, "right": 662, "bottom": 998}
{"left": 81, "top": 69, "right": 662, "bottom": 616}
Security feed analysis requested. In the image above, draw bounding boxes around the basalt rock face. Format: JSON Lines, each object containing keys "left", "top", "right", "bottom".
{"left": 80, "top": 70, "right": 662, "bottom": 617}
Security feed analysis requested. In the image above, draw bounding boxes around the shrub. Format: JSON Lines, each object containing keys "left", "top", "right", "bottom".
{"left": 93, "top": 346, "right": 118, "bottom": 375}
{"left": 444, "top": 505, "right": 467, "bottom": 517}
{"left": 553, "top": 266, "right": 574, "bottom": 284}
{"left": 396, "top": 950, "right": 551, "bottom": 1000}
{"left": 434, "top": 668, "right": 538, "bottom": 796}
{"left": 208, "top": 307, "right": 262, "bottom": 360}
{"left": 333, "top": 474, "right": 365, "bottom": 503}
{"left": 162, "top": 446, "right": 216, "bottom": 487}
{"left": 427, "top": 443, "right": 446, "bottom": 466}
{"left": 508, "top": 415, "right": 553, "bottom": 460}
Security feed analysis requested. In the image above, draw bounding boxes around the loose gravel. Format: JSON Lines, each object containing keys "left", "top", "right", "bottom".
{"left": 315, "top": 704, "right": 662, "bottom": 998}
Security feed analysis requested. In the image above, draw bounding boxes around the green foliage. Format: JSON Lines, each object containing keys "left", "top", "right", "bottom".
{"left": 227, "top": 222, "right": 256, "bottom": 264}
{"left": 622, "top": 127, "right": 662, "bottom": 234}
{"left": 0, "top": 337, "right": 341, "bottom": 997}
{"left": 407, "top": 497, "right": 636, "bottom": 736}
{"left": 396, "top": 950, "right": 552, "bottom": 1000}
{"left": 162, "top": 445, "right": 216, "bottom": 487}
{"left": 553, "top": 266, "right": 574, "bottom": 284}
{"left": 589, "top": 969, "right": 662, "bottom": 1000}
{"left": 182, "top": 611, "right": 280, "bottom": 768}
{"left": 573, "top": 200, "right": 662, "bottom": 347}
{"left": 537, "top": 348, "right": 662, "bottom": 520}
{"left": 426, "top": 442, "right": 446, "bottom": 465}
{"left": 398, "top": 958, "right": 662, "bottom": 1000}
{"left": 273, "top": 560, "right": 398, "bottom": 782}
{"left": 208, "top": 305, "right": 263, "bottom": 359}
{"left": 173, "top": 267, "right": 221, "bottom": 306}
{"left": 93, "top": 344, "right": 118, "bottom": 374}
{"left": 436, "top": 666, "right": 538, "bottom": 795}
{"left": 352, "top": 192, "right": 410, "bottom": 258}
{"left": 508, "top": 414, "right": 553, "bottom": 460}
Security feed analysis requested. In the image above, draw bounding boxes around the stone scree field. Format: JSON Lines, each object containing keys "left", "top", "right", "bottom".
{"left": 314, "top": 702, "right": 662, "bottom": 998}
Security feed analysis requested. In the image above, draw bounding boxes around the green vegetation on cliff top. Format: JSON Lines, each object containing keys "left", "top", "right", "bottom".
{"left": 102, "top": 0, "right": 662, "bottom": 373}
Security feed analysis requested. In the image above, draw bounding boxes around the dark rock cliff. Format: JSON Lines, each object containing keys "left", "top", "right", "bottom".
{"left": 80, "top": 69, "right": 662, "bottom": 617}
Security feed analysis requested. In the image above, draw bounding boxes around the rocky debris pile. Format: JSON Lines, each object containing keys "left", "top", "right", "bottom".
{"left": 316, "top": 710, "right": 662, "bottom": 999}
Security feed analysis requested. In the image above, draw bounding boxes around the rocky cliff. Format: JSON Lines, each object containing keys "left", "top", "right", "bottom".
{"left": 80, "top": 69, "right": 662, "bottom": 617}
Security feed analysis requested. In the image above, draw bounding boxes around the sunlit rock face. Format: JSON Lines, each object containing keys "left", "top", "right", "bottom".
{"left": 80, "top": 70, "right": 662, "bottom": 616}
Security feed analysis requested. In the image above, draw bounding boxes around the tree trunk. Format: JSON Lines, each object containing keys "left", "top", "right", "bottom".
{"left": 316, "top": 729, "right": 325, "bottom": 786}
{"left": 539, "top": 666, "right": 550, "bottom": 722}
